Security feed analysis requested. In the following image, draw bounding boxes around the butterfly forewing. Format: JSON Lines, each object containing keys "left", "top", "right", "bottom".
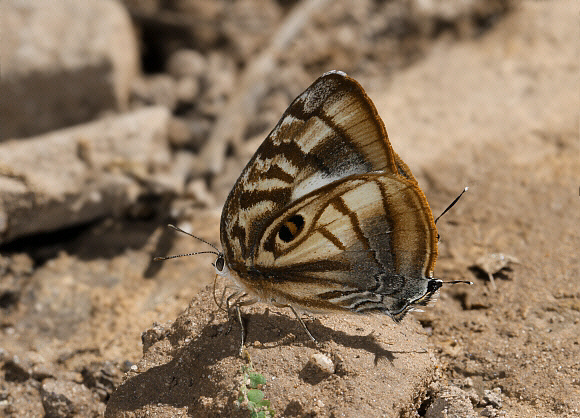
{"left": 219, "top": 70, "right": 439, "bottom": 321}
{"left": 221, "top": 72, "right": 408, "bottom": 262}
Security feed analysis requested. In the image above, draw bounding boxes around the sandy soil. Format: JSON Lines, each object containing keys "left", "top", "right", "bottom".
{"left": 1, "top": 1, "right": 578, "bottom": 417}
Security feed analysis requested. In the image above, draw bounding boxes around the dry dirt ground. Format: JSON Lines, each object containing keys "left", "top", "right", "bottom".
{"left": 1, "top": 1, "right": 579, "bottom": 417}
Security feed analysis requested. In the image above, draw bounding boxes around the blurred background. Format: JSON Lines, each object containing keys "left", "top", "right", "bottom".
{"left": 1, "top": 0, "right": 578, "bottom": 416}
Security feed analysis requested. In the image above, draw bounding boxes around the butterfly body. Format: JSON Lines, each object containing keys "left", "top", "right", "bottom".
{"left": 216, "top": 71, "right": 441, "bottom": 325}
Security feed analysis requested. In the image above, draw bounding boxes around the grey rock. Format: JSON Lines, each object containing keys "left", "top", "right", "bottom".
{"left": 1, "top": 0, "right": 139, "bottom": 140}
{"left": 166, "top": 49, "right": 207, "bottom": 80}
{"left": 40, "top": 379, "right": 102, "bottom": 418}
{"left": 0, "top": 107, "right": 171, "bottom": 244}
{"left": 425, "top": 385, "right": 477, "bottom": 418}
{"left": 482, "top": 387, "right": 503, "bottom": 408}
{"left": 131, "top": 75, "right": 178, "bottom": 111}
{"left": 307, "top": 353, "right": 335, "bottom": 375}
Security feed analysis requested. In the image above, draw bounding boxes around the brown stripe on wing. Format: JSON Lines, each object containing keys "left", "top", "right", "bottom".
{"left": 238, "top": 187, "right": 292, "bottom": 211}
{"left": 228, "top": 222, "right": 247, "bottom": 260}
{"left": 313, "top": 108, "right": 385, "bottom": 171}
{"left": 318, "top": 227, "right": 347, "bottom": 251}
{"left": 329, "top": 195, "right": 371, "bottom": 251}
{"left": 253, "top": 138, "right": 326, "bottom": 177}
{"left": 257, "top": 259, "right": 351, "bottom": 283}
{"left": 288, "top": 73, "right": 397, "bottom": 174}
{"left": 376, "top": 177, "right": 437, "bottom": 278}
{"left": 262, "top": 163, "right": 295, "bottom": 184}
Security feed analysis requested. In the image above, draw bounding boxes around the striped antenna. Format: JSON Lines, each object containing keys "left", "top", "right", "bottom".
{"left": 153, "top": 224, "right": 221, "bottom": 261}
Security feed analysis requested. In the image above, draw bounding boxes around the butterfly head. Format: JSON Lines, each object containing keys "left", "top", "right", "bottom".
{"left": 214, "top": 253, "right": 229, "bottom": 277}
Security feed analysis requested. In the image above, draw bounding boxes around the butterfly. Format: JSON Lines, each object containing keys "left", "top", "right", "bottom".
{"left": 212, "top": 70, "right": 448, "bottom": 348}
{"left": 160, "top": 70, "right": 460, "bottom": 351}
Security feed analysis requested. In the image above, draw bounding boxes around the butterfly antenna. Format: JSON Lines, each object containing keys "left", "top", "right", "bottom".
{"left": 442, "top": 279, "right": 473, "bottom": 285}
{"left": 166, "top": 224, "right": 220, "bottom": 252}
{"left": 435, "top": 187, "right": 469, "bottom": 225}
{"left": 154, "top": 251, "right": 218, "bottom": 262}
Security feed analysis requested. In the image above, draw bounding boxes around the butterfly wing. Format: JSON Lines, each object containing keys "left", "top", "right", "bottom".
{"left": 219, "top": 71, "right": 438, "bottom": 319}
{"left": 221, "top": 71, "right": 416, "bottom": 262}
{"left": 240, "top": 173, "right": 438, "bottom": 319}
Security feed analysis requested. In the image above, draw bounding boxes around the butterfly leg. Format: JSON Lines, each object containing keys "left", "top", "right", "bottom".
{"left": 235, "top": 305, "right": 245, "bottom": 356}
{"left": 286, "top": 304, "right": 319, "bottom": 346}
{"left": 233, "top": 300, "right": 258, "bottom": 356}
{"left": 224, "top": 291, "right": 245, "bottom": 335}
{"left": 224, "top": 292, "right": 259, "bottom": 355}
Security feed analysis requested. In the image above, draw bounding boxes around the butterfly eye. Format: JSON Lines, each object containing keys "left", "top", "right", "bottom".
{"left": 278, "top": 214, "right": 305, "bottom": 243}
{"left": 215, "top": 255, "right": 225, "bottom": 271}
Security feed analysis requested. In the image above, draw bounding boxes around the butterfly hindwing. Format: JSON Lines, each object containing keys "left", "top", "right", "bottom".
{"left": 247, "top": 172, "right": 437, "bottom": 318}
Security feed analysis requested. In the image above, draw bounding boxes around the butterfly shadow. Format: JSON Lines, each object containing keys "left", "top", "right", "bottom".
{"left": 107, "top": 308, "right": 425, "bottom": 416}
{"left": 239, "top": 309, "right": 408, "bottom": 365}
{"left": 106, "top": 314, "right": 251, "bottom": 416}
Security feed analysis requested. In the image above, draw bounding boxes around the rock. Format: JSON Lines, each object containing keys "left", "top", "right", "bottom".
{"left": 2, "top": 356, "right": 32, "bottom": 382}
{"left": 167, "top": 117, "right": 193, "bottom": 148}
{"left": 481, "top": 405, "right": 503, "bottom": 417}
{"left": 462, "top": 376, "right": 474, "bottom": 388}
{"left": 81, "top": 362, "right": 124, "bottom": 402}
{"left": 186, "top": 180, "right": 216, "bottom": 208}
{"left": 425, "top": 385, "right": 477, "bottom": 418}
{"left": 221, "top": 0, "right": 282, "bottom": 59}
{"left": 0, "top": 107, "right": 171, "bottom": 245}
{"left": 0, "top": 254, "right": 34, "bottom": 310}
{"left": 166, "top": 49, "right": 207, "bottom": 80}
{"left": 299, "top": 353, "right": 336, "bottom": 384}
{"left": 306, "top": 353, "right": 335, "bottom": 375}
{"left": 106, "top": 287, "right": 437, "bottom": 417}
{"left": 6, "top": 253, "right": 34, "bottom": 276}
{"left": 141, "top": 322, "right": 171, "bottom": 353}
{"left": 188, "top": 117, "right": 213, "bottom": 151}
{"left": 40, "top": 379, "right": 103, "bottom": 418}
{"left": 130, "top": 75, "right": 178, "bottom": 111}
{"left": 175, "top": 77, "right": 200, "bottom": 104}
{"left": 197, "top": 53, "right": 236, "bottom": 117}
{"left": 482, "top": 387, "right": 503, "bottom": 408}
{"left": 473, "top": 253, "right": 520, "bottom": 288}
{"left": 0, "top": 380, "right": 45, "bottom": 417}
{"left": 0, "top": 0, "right": 139, "bottom": 140}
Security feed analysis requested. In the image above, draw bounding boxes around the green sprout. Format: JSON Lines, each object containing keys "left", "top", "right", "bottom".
{"left": 235, "top": 364, "right": 276, "bottom": 418}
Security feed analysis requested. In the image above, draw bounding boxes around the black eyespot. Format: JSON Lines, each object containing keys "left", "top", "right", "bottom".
{"left": 215, "top": 255, "right": 225, "bottom": 271}
{"left": 278, "top": 214, "right": 305, "bottom": 243}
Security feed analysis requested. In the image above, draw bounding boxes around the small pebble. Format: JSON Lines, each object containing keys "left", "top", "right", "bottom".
{"left": 307, "top": 353, "right": 335, "bottom": 375}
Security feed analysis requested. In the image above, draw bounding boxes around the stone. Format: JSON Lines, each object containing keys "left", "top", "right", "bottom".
{"left": 0, "top": 107, "right": 171, "bottom": 244}
{"left": 175, "top": 77, "right": 200, "bottom": 104}
{"left": 482, "top": 387, "right": 503, "bottom": 408}
{"left": 168, "top": 117, "right": 193, "bottom": 148}
{"left": 306, "top": 353, "right": 335, "bottom": 375}
{"left": 1, "top": 0, "right": 139, "bottom": 140}
{"left": 131, "top": 75, "right": 178, "bottom": 111}
{"left": 425, "top": 385, "right": 477, "bottom": 418}
{"left": 40, "top": 379, "right": 102, "bottom": 417}
{"left": 166, "top": 49, "right": 207, "bottom": 80}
